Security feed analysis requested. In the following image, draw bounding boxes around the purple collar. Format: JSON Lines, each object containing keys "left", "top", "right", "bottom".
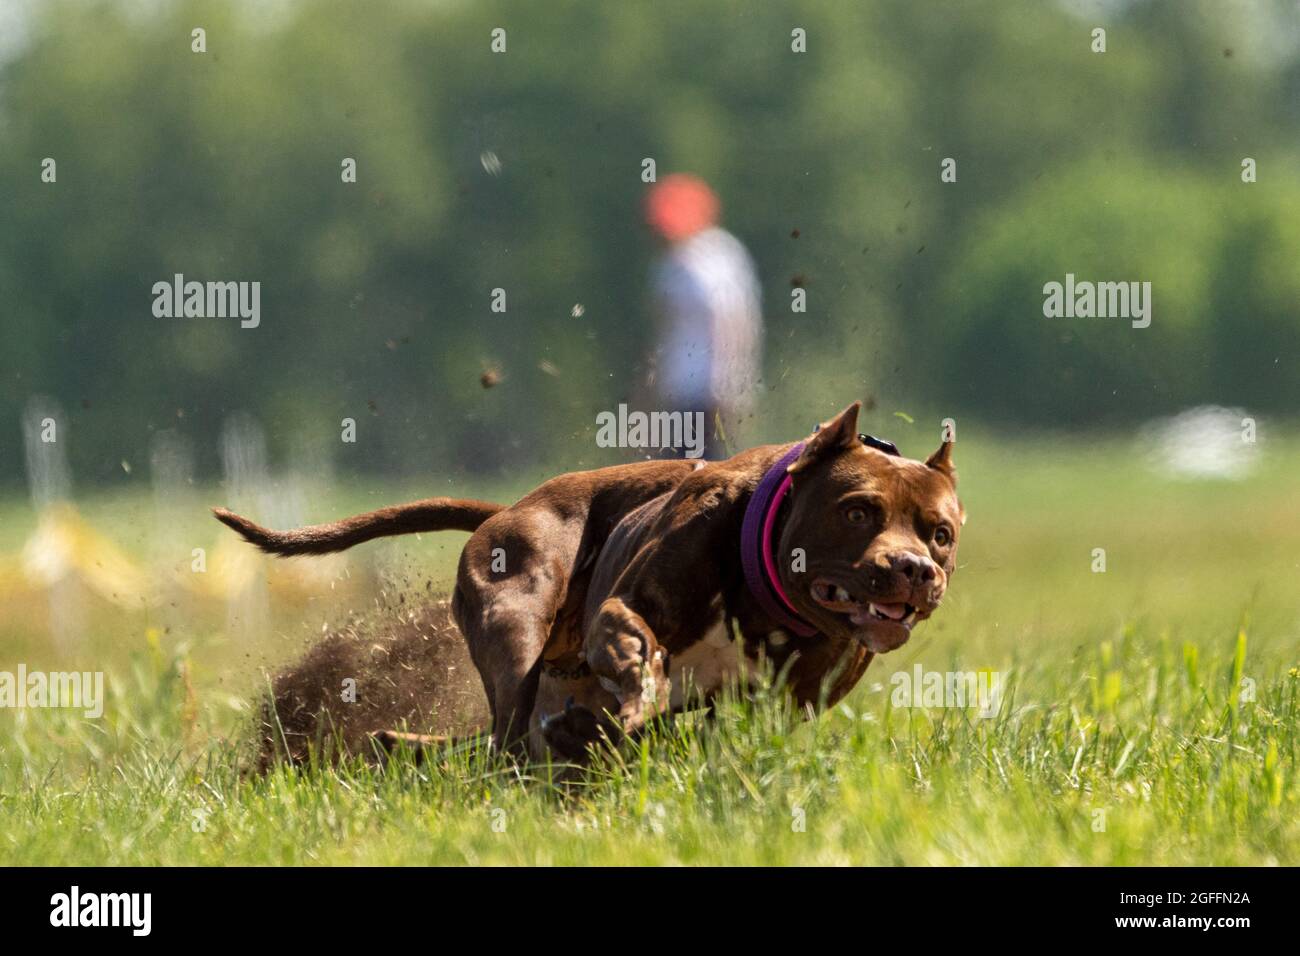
{"left": 739, "top": 442, "right": 819, "bottom": 638}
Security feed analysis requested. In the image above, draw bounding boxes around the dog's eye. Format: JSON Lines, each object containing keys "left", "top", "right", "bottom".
{"left": 846, "top": 507, "right": 868, "bottom": 524}
{"left": 933, "top": 526, "right": 952, "bottom": 547}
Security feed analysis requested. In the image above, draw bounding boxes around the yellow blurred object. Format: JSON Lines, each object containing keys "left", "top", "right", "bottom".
{"left": 21, "top": 503, "right": 158, "bottom": 608}
{"left": 6, "top": 502, "right": 354, "bottom": 607}
{"left": 0, "top": 554, "right": 36, "bottom": 600}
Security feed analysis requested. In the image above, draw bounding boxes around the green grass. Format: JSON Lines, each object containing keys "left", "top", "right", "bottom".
{"left": 1, "top": 431, "right": 1298, "bottom": 865}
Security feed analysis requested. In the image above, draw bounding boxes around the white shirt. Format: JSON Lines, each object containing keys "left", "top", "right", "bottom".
{"left": 651, "top": 227, "right": 762, "bottom": 410}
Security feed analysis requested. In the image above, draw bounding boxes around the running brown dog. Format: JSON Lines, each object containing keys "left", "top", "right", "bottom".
{"left": 213, "top": 402, "right": 964, "bottom": 762}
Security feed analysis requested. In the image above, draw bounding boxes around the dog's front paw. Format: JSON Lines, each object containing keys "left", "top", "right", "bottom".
{"left": 539, "top": 697, "right": 609, "bottom": 762}
{"left": 615, "top": 650, "right": 672, "bottom": 731}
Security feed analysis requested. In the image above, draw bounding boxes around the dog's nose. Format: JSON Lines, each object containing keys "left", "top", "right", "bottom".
{"left": 888, "top": 551, "right": 938, "bottom": 586}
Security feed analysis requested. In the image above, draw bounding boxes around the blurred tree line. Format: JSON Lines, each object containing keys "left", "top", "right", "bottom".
{"left": 1, "top": 0, "right": 1297, "bottom": 486}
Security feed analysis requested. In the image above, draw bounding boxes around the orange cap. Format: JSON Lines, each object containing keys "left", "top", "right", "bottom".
{"left": 645, "top": 174, "right": 720, "bottom": 240}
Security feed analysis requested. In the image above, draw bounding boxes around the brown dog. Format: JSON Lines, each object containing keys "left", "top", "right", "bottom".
{"left": 214, "top": 402, "right": 963, "bottom": 762}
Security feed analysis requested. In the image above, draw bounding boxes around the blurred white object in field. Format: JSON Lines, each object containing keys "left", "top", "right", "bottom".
{"left": 221, "top": 413, "right": 271, "bottom": 638}
{"left": 22, "top": 395, "right": 84, "bottom": 647}
{"left": 1139, "top": 405, "right": 1259, "bottom": 480}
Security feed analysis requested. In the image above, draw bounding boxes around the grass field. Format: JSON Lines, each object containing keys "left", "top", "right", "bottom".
{"left": 1, "top": 430, "right": 1297, "bottom": 865}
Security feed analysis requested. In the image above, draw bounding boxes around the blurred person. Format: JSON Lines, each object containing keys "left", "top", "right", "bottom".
{"left": 643, "top": 174, "right": 762, "bottom": 459}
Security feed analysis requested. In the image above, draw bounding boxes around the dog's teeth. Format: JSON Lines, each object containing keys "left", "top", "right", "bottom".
{"left": 834, "top": 586, "right": 851, "bottom": 603}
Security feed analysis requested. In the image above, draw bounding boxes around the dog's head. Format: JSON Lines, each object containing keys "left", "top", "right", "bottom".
{"left": 777, "top": 402, "right": 964, "bottom": 654}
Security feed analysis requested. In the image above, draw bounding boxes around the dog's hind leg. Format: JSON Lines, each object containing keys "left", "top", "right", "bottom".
{"left": 454, "top": 538, "right": 572, "bottom": 756}
{"left": 480, "top": 620, "right": 547, "bottom": 754}
{"left": 368, "top": 730, "right": 491, "bottom": 766}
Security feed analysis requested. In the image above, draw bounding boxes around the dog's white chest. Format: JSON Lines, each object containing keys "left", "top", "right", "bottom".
{"left": 669, "top": 615, "right": 754, "bottom": 708}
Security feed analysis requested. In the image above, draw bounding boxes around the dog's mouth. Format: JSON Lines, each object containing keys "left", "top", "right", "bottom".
{"left": 810, "top": 579, "right": 918, "bottom": 626}
{"left": 809, "top": 578, "right": 925, "bottom": 651}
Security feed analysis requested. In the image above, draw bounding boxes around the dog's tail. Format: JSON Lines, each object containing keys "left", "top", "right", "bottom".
{"left": 212, "top": 497, "right": 505, "bottom": 557}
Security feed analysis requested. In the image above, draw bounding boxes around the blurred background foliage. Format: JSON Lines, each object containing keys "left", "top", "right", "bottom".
{"left": 0, "top": 0, "right": 1297, "bottom": 486}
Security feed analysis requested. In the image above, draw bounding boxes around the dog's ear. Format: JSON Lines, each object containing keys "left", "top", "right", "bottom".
{"left": 789, "top": 401, "right": 861, "bottom": 474}
{"left": 925, "top": 439, "right": 957, "bottom": 485}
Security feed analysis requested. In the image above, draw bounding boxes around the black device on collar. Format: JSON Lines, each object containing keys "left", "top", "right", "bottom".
{"left": 810, "top": 424, "right": 900, "bottom": 457}
{"left": 859, "top": 433, "right": 900, "bottom": 456}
